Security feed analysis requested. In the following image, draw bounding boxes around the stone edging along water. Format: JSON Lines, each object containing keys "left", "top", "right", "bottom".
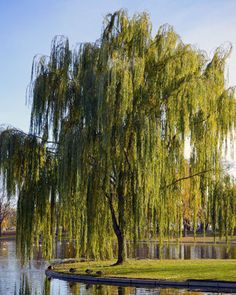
{"left": 45, "top": 269, "right": 236, "bottom": 292}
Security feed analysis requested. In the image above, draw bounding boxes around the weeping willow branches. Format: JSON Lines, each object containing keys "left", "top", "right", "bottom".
{"left": 0, "top": 127, "right": 57, "bottom": 260}
{"left": 0, "top": 10, "right": 236, "bottom": 263}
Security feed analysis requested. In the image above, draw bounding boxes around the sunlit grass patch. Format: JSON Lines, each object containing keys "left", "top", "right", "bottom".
{"left": 53, "top": 259, "right": 236, "bottom": 281}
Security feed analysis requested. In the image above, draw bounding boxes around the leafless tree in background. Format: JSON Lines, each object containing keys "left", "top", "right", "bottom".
{"left": 0, "top": 187, "right": 15, "bottom": 236}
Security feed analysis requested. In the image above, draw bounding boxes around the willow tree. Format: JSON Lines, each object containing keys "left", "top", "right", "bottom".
{"left": 0, "top": 10, "right": 236, "bottom": 264}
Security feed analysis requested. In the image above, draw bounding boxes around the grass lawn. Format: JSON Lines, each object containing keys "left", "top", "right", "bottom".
{"left": 53, "top": 259, "right": 236, "bottom": 282}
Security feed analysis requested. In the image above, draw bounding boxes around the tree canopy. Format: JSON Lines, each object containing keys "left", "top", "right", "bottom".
{"left": 0, "top": 10, "right": 236, "bottom": 264}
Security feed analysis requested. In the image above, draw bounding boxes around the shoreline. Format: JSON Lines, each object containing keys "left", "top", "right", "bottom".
{"left": 1, "top": 234, "right": 235, "bottom": 244}
{"left": 140, "top": 239, "right": 236, "bottom": 245}
{"left": 1, "top": 231, "right": 235, "bottom": 244}
{"left": 0, "top": 231, "right": 16, "bottom": 238}
{"left": 0, "top": 235, "right": 16, "bottom": 241}
{"left": 45, "top": 269, "right": 236, "bottom": 292}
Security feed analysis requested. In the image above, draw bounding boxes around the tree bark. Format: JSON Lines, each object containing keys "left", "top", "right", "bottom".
{"left": 183, "top": 225, "right": 187, "bottom": 237}
{"left": 106, "top": 193, "right": 126, "bottom": 265}
{"left": 116, "top": 229, "right": 126, "bottom": 265}
{"left": 118, "top": 286, "right": 126, "bottom": 295}
{"left": 183, "top": 219, "right": 188, "bottom": 237}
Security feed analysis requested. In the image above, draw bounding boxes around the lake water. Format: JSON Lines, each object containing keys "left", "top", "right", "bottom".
{"left": 0, "top": 240, "right": 235, "bottom": 295}
{"left": 130, "top": 241, "right": 236, "bottom": 259}
{"left": 55, "top": 240, "right": 236, "bottom": 260}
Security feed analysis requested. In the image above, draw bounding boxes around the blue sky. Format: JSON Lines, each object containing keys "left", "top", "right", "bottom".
{"left": 1, "top": 0, "right": 236, "bottom": 132}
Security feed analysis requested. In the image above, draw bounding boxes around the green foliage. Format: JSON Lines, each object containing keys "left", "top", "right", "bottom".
{"left": 0, "top": 10, "right": 236, "bottom": 262}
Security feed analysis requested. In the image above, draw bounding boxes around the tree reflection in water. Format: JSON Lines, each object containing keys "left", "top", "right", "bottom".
{"left": 43, "top": 277, "right": 51, "bottom": 295}
{"left": 44, "top": 279, "right": 205, "bottom": 295}
{"left": 15, "top": 274, "right": 31, "bottom": 295}
{"left": 14, "top": 276, "right": 51, "bottom": 295}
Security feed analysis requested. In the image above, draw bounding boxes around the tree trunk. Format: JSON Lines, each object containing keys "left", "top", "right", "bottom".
{"left": 118, "top": 286, "right": 126, "bottom": 295}
{"left": 183, "top": 219, "right": 188, "bottom": 237}
{"left": 0, "top": 221, "right": 2, "bottom": 237}
{"left": 198, "top": 222, "right": 204, "bottom": 234}
{"left": 107, "top": 193, "right": 126, "bottom": 265}
{"left": 116, "top": 230, "right": 126, "bottom": 265}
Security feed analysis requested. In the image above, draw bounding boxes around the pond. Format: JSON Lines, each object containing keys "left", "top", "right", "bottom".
{"left": 55, "top": 240, "right": 236, "bottom": 260}
{"left": 0, "top": 240, "right": 235, "bottom": 294}
{"left": 130, "top": 241, "right": 236, "bottom": 259}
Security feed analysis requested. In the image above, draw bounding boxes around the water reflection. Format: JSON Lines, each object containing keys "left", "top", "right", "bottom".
{"left": 0, "top": 240, "right": 46, "bottom": 295}
{"left": 16, "top": 275, "right": 31, "bottom": 295}
{"left": 48, "top": 280, "right": 225, "bottom": 295}
{"left": 33, "top": 239, "right": 236, "bottom": 260}
{"left": 43, "top": 278, "right": 51, "bottom": 295}
{"left": 1, "top": 240, "right": 235, "bottom": 294}
{"left": 48, "top": 281, "right": 214, "bottom": 295}
{"left": 128, "top": 242, "right": 236, "bottom": 259}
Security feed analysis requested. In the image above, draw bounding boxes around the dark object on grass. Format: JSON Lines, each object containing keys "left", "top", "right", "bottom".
{"left": 69, "top": 268, "right": 76, "bottom": 273}
{"left": 85, "top": 269, "right": 93, "bottom": 274}
{"left": 47, "top": 265, "right": 53, "bottom": 270}
{"left": 96, "top": 271, "right": 103, "bottom": 276}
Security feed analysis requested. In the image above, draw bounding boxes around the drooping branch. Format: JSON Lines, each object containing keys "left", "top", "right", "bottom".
{"left": 5, "top": 128, "right": 58, "bottom": 145}
{"left": 164, "top": 169, "right": 212, "bottom": 189}
{"left": 124, "top": 148, "right": 131, "bottom": 170}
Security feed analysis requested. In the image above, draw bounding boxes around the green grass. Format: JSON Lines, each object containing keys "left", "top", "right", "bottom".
{"left": 53, "top": 259, "right": 236, "bottom": 281}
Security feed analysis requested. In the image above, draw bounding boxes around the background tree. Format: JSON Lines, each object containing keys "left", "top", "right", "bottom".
{"left": 0, "top": 187, "right": 15, "bottom": 236}
{"left": 0, "top": 10, "right": 236, "bottom": 264}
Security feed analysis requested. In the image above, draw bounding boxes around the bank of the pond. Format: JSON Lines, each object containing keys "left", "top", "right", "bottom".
{"left": 46, "top": 259, "right": 236, "bottom": 292}
{"left": 0, "top": 231, "right": 16, "bottom": 241}
{"left": 175, "top": 235, "right": 236, "bottom": 244}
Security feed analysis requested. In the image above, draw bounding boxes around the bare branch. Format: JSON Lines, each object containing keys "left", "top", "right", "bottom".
{"left": 164, "top": 169, "right": 212, "bottom": 189}
{"left": 124, "top": 148, "right": 131, "bottom": 170}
